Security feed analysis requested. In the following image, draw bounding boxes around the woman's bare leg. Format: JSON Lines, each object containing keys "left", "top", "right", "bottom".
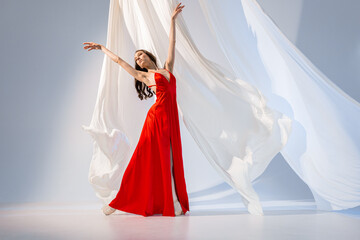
{"left": 170, "top": 141, "right": 183, "bottom": 216}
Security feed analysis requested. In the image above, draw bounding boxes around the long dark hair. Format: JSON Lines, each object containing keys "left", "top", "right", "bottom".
{"left": 134, "top": 49, "right": 161, "bottom": 100}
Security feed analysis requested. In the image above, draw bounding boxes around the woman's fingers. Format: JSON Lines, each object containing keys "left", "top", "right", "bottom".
{"left": 83, "top": 42, "right": 101, "bottom": 51}
{"left": 83, "top": 42, "right": 92, "bottom": 48}
{"left": 83, "top": 42, "right": 99, "bottom": 51}
{"left": 83, "top": 42, "right": 94, "bottom": 47}
{"left": 177, "top": 6, "right": 184, "bottom": 13}
{"left": 177, "top": 4, "right": 184, "bottom": 10}
{"left": 172, "top": 3, "right": 184, "bottom": 19}
{"left": 175, "top": 3, "right": 184, "bottom": 11}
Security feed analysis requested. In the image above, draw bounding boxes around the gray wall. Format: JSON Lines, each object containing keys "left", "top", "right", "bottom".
{"left": 0, "top": 0, "right": 358, "bottom": 204}
{"left": 0, "top": 0, "right": 109, "bottom": 203}
{"left": 258, "top": 0, "right": 360, "bottom": 102}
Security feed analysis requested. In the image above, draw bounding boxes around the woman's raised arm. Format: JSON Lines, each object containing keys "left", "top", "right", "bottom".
{"left": 164, "top": 3, "right": 185, "bottom": 72}
{"left": 83, "top": 42, "right": 148, "bottom": 83}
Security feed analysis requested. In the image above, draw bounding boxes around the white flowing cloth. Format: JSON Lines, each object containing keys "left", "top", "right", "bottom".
{"left": 82, "top": 0, "right": 360, "bottom": 216}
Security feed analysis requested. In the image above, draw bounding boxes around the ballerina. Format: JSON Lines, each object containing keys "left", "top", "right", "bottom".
{"left": 83, "top": 3, "right": 188, "bottom": 217}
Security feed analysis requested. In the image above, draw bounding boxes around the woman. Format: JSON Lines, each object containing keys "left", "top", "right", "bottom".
{"left": 83, "top": 3, "right": 189, "bottom": 217}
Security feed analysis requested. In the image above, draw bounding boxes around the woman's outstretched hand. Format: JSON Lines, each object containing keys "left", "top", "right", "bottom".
{"left": 171, "top": 2, "right": 185, "bottom": 20}
{"left": 83, "top": 42, "right": 102, "bottom": 51}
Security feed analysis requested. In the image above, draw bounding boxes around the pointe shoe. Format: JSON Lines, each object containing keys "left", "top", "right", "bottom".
{"left": 102, "top": 204, "right": 116, "bottom": 216}
{"left": 174, "top": 201, "right": 183, "bottom": 216}
{"left": 175, "top": 210, "right": 184, "bottom": 216}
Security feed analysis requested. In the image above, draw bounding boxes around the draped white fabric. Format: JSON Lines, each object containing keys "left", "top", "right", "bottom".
{"left": 82, "top": 0, "right": 360, "bottom": 215}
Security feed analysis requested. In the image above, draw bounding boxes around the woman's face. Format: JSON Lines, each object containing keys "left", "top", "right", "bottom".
{"left": 134, "top": 51, "right": 151, "bottom": 69}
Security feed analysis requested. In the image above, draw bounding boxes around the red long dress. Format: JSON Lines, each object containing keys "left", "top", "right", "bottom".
{"left": 109, "top": 69, "right": 190, "bottom": 217}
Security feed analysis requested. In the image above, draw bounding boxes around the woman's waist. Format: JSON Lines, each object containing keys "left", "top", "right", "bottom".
{"left": 151, "top": 100, "right": 177, "bottom": 110}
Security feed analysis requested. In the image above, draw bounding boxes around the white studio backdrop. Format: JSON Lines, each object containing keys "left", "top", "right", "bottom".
{"left": 82, "top": 0, "right": 359, "bottom": 215}
{"left": 0, "top": 0, "right": 359, "bottom": 214}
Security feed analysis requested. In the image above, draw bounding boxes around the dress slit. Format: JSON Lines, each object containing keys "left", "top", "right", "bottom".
{"left": 170, "top": 139, "right": 180, "bottom": 210}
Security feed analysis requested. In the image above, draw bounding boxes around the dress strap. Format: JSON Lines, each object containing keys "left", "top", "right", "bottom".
{"left": 148, "top": 84, "right": 156, "bottom": 87}
{"left": 165, "top": 68, "right": 173, "bottom": 77}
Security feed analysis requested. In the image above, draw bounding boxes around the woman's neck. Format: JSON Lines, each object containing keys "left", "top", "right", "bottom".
{"left": 147, "top": 63, "right": 159, "bottom": 71}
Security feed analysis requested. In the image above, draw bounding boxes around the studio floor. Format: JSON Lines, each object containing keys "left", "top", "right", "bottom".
{"left": 0, "top": 201, "right": 359, "bottom": 240}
